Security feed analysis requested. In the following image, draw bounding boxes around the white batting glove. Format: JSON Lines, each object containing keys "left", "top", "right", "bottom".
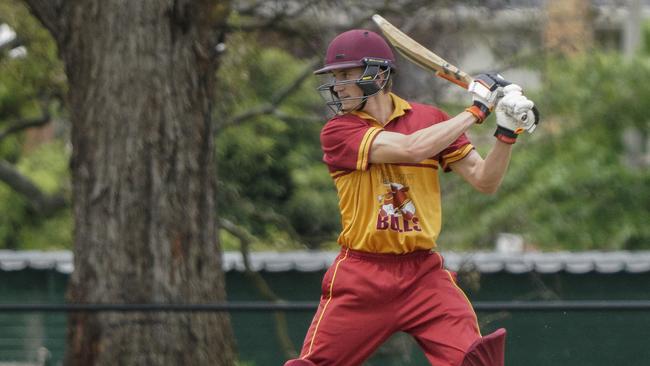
{"left": 465, "top": 74, "right": 501, "bottom": 124}
{"left": 494, "top": 84, "right": 537, "bottom": 144}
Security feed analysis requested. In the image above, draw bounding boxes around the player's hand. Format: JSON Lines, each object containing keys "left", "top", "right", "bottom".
{"left": 466, "top": 74, "right": 501, "bottom": 124}
{"left": 494, "top": 84, "right": 537, "bottom": 144}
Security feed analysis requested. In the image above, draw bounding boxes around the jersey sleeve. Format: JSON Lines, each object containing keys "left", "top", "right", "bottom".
{"left": 320, "top": 116, "right": 383, "bottom": 171}
{"left": 434, "top": 110, "right": 475, "bottom": 172}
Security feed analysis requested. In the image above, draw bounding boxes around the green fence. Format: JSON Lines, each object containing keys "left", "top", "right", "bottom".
{"left": 1, "top": 268, "right": 650, "bottom": 365}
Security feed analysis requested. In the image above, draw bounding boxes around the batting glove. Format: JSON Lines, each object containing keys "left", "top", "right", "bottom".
{"left": 466, "top": 74, "right": 501, "bottom": 124}
{"left": 494, "top": 84, "right": 537, "bottom": 144}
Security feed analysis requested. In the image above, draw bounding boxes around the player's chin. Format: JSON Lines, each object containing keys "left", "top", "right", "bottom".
{"left": 339, "top": 99, "right": 359, "bottom": 112}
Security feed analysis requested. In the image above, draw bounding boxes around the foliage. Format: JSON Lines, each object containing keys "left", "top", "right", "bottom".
{"left": 215, "top": 34, "right": 339, "bottom": 250}
{"left": 0, "top": 0, "right": 68, "bottom": 250}
{"left": 0, "top": 141, "right": 71, "bottom": 249}
{"left": 0, "top": 1, "right": 65, "bottom": 115}
{"left": 439, "top": 52, "right": 650, "bottom": 250}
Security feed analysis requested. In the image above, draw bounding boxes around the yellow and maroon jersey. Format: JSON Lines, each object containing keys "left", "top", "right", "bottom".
{"left": 320, "top": 93, "right": 474, "bottom": 254}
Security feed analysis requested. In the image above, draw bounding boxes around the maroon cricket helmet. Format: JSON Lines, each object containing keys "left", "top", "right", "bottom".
{"left": 314, "top": 29, "right": 396, "bottom": 74}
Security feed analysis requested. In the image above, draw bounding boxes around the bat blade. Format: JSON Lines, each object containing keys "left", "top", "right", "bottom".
{"left": 372, "top": 14, "right": 540, "bottom": 124}
{"left": 372, "top": 14, "right": 472, "bottom": 89}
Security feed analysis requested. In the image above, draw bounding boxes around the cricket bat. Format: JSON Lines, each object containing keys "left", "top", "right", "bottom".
{"left": 372, "top": 14, "right": 539, "bottom": 123}
{"left": 372, "top": 14, "right": 473, "bottom": 89}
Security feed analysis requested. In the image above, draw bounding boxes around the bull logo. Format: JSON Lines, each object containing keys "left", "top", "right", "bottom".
{"left": 376, "top": 182, "right": 421, "bottom": 232}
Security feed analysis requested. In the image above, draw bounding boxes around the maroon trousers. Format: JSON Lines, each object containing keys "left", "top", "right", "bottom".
{"left": 293, "top": 248, "right": 481, "bottom": 366}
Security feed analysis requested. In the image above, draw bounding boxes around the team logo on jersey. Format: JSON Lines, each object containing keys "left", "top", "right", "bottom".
{"left": 376, "top": 182, "right": 421, "bottom": 232}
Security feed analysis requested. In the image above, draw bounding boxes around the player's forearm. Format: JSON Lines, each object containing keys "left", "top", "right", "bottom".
{"left": 473, "top": 140, "right": 512, "bottom": 194}
{"left": 405, "top": 111, "right": 477, "bottom": 162}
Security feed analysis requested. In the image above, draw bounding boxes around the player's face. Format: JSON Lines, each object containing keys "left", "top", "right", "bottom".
{"left": 331, "top": 67, "right": 365, "bottom": 111}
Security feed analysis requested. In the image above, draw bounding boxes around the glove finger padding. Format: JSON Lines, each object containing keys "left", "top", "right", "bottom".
{"left": 511, "top": 97, "right": 537, "bottom": 133}
{"left": 494, "top": 84, "right": 536, "bottom": 144}
{"left": 502, "top": 84, "right": 522, "bottom": 95}
{"left": 497, "top": 89, "right": 531, "bottom": 111}
{"left": 499, "top": 95, "right": 534, "bottom": 125}
{"left": 512, "top": 98, "right": 534, "bottom": 116}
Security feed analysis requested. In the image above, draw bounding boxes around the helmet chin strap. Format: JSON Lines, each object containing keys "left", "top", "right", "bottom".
{"left": 349, "top": 96, "right": 369, "bottom": 112}
{"left": 328, "top": 89, "right": 366, "bottom": 114}
{"left": 356, "top": 99, "right": 367, "bottom": 111}
{"left": 328, "top": 87, "right": 369, "bottom": 114}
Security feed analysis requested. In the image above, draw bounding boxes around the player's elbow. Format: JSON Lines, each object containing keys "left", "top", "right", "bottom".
{"left": 471, "top": 174, "right": 502, "bottom": 194}
{"left": 475, "top": 182, "right": 501, "bottom": 195}
{"left": 468, "top": 162, "right": 504, "bottom": 194}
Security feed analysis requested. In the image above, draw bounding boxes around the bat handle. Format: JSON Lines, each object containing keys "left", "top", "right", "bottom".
{"left": 435, "top": 71, "right": 469, "bottom": 89}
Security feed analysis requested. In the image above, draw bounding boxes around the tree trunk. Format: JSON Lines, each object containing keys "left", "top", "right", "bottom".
{"left": 544, "top": 0, "right": 593, "bottom": 56}
{"left": 24, "top": 1, "right": 236, "bottom": 365}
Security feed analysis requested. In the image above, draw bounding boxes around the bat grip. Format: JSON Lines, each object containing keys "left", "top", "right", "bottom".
{"left": 435, "top": 71, "right": 469, "bottom": 89}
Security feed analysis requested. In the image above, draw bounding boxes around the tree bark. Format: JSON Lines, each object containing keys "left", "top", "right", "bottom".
{"left": 24, "top": 0, "right": 236, "bottom": 365}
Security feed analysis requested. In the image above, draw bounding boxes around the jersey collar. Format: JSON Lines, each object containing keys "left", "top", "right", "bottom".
{"left": 351, "top": 92, "right": 412, "bottom": 126}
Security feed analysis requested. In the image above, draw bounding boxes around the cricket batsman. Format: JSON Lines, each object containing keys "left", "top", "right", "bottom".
{"left": 284, "top": 29, "right": 537, "bottom": 366}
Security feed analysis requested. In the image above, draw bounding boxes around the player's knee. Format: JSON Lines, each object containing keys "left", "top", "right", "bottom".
{"left": 283, "top": 359, "right": 317, "bottom": 366}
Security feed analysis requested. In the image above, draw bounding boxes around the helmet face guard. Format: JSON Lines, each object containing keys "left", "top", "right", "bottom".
{"left": 315, "top": 29, "right": 396, "bottom": 114}
{"left": 316, "top": 58, "right": 392, "bottom": 114}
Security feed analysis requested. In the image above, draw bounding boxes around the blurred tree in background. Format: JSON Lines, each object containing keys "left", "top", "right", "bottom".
{"left": 214, "top": 36, "right": 339, "bottom": 250}
{"left": 0, "top": 0, "right": 68, "bottom": 249}
{"left": 440, "top": 54, "right": 650, "bottom": 250}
